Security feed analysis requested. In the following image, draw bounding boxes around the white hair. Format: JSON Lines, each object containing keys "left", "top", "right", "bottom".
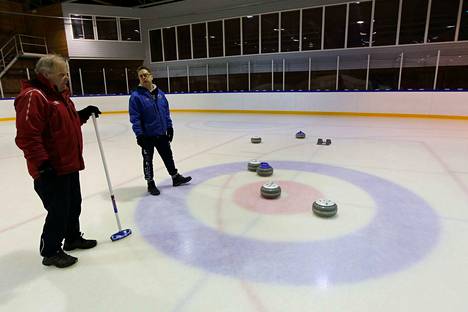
{"left": 34, "top": 54, "right": 66, "bottom": 75}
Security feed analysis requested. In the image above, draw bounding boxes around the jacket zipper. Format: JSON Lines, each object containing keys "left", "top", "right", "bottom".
{"left": 149, "top": 90, "right": 165, "bottom": 135}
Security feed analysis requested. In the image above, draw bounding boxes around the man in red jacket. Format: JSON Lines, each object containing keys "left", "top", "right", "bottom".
{"left": 15, "top": 54, "right": 101, "bottom": 268}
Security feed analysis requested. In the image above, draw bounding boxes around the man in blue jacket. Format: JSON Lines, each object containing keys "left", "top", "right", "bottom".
{"left": 129, "top": 66, "right": 191, "bottom": 195}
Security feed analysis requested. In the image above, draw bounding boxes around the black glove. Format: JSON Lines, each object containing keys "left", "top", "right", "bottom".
{"left": 38, "top": 160, "right": 56, "bottom": 180}
{"left": 137, "top": 135, "right": 152, "bottom": 148}
{"left": 78, "top": 105, "right": 102, "bottom": 122}
{"left": 166, "top": 127, "right": 174, "bottom": 142}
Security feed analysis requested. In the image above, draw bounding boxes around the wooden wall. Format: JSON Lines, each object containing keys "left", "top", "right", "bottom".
{"left": 0, "top": 1, "right": 26, "bottom": 45}
{"left": 0, "top": 1, "right": 68, "bottom": 57}
{"left": 25, "top": 3, "right": 68, "bottom": 57}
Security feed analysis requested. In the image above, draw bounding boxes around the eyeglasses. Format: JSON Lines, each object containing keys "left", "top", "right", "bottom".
{"left": 139, "top": 72, "right": 152, "bottom": 78}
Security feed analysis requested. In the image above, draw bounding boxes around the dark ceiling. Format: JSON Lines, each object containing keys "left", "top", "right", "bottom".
{"left": 23, "top": 0, "right": 182, "bottom": 10}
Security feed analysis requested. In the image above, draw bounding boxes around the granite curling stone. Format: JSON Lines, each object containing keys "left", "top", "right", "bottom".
{"left": 260, "top": 182, "right": 281, "bottom": 199}
{"left": 256, "top": 162, "right": 273, "bottom": 177}
{"left": 312, "top": 199, "right": 338, "bottom": 217}
{"left": 248, "top": 160, "right": 261, "bottom": 172}
{"left": 251, "top": 136, "right": 262, "bottom": 144}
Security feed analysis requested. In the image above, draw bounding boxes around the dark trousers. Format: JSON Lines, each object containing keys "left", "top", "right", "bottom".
{"left": 142, "top": 135, "right": 178, "bottom": 181}
{"left": 34, "top": 172, "right": 82, "bottom": 257}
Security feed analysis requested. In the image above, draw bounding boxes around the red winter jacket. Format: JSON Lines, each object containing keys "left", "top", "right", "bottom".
{"left": 15, "top": 74, "right": 85, "bottom": 179}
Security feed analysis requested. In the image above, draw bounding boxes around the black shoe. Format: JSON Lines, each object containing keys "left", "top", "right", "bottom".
{"left": 147, "top": 180, "right": 160, "bottom": 195}
{"left": 172, "top": 173, "right": 192, "bottom": 187}
{"left": 63, "top": 234, "right": 97, "bottom": 251}
{"left": 42, "top": 250, "right": 77, "bottom": 268}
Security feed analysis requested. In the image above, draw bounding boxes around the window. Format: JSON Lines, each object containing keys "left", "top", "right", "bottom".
{"left": 208, "top": 21, "right": 223, "bottom": 57}
{"left": 69, "top": 60, "right": 142, "bottom": 95}
{"left": 228, "top": 62, "right": 249, "bottom": 91}
{"left": 273, "top": 60, "right": 283, "bottom": 90}
{"left": 401, "top": 51, "right": 437, "bottom": 90}
{"left": 154, "top": 71, "right": 169, "bottom": 92}
{"left": 302, "top": 7, "right": 322, "bottom": 51}
{"left": 261, "top": 13, "right": 279, "bottom": 53}
{"left": 177, "top": 25, "right": 192, "bottom": 60}
{"left": 399, "top": 0, "right": 429, "bottom": 44}
{"left": 163, "top": 27, "right": 177, "bottom": 61}
{"left": 284, "top": 58, "right": 308, "bottom": 90}
{"left": 189, "top": 66, "right": 207, "bottom": 92}
{"left": 192, "top": 23, "right": 207, "bottom": 59}
{"left": 458, "top": 1, "right": 468, "bottom": 40}
{"left": 243, "top": 15, "right": 259, "bottom": 55}
{"left": 169, "top": 66, "right": 188, "bottom": 93}
{"left": 436, "top": 50, "right": 468, "bottom": 90}
{"left": 373, "top": 0, "right": 399, "bottom": 46}
{"left": 427, "top": 0, "right": 459, "bottom": 42}
{"left": 338, "top": 55, "right": 368, "bottom": 90}
{"left": 368, "top": 52, "right": 401, "bottom": 90}
{"left": 96, "top": 16, "right": 118, "bottom": 40}
{"left": 69, "top": 66, "right": 82, "bottom": 95}
{"left": 324, "top": 5, "right": 347, "bottom": 49}
{"left": 71, "top": 15, "right": 94, "bottom": 39}
{"left": 120, "top": 18, "right": 140, "bottom": 41}
{"left": 225, "top": 18, "right": 241, "bottom": 56}
{"left": 310, "top": 55, "right": 337, "bottom": 90}
{"left": 281, "top": 10, "right": 300, "bottom": 52}
{"left": 81, "top": 67, "right": 105, "bottom": 94}
{"left": 106, "top": 67, "right": 127, "bottom": 94}
{"left": 347, "top": 2, "right": 372, "bottom": 48}
{"left": 208, "top": 64, "right": 227, "bottom": 91}
{"left": 71, "top": 14, "right": 142, "bottom": 42}
{"left": 251, "top": 60, "right": 272, "bottom": 90}
{"left": 149, "top": 29, "right": 163, "bottom": 62}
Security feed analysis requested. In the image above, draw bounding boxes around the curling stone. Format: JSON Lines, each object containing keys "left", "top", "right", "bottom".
{"left": 248, "top": 160, "right": 261, "bottom": 172}
{"left": 251, "top": 136, "right": 262, "bottom": 144}
{"left": 260, "top": 182, "right": 281, "bottom": 199}
{"left": 256, "top": 162, "right": 273, "bottom": 177}
{"left": 317, "top": 138, "right": 331, "bottom": 145}
{"left": 296, "top": 131, "right": 306, "bottom": 139}
{"left": 312, "top": 199, "right": 337, "bottom": 217}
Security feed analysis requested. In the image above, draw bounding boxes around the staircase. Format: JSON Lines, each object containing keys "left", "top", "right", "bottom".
{"left": 0, "top": 34, "right": 48, "bottom": 97}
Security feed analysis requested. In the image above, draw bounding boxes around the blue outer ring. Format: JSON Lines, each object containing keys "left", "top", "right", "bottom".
{"left": 136, "top": 161, "right": 439, "bottom": 286}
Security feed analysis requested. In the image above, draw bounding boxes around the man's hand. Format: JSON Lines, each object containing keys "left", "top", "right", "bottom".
{"left": 166, "top": 127, "right": 174, "bottom": 142}
{"left": 38, "top": 160, "right": 56, "bottom": 180}
{"left": 137, "top": 135, "right": 152, "bottom": 148}
{"left": 78, "top": 105, "right": 102, "bottom": 122}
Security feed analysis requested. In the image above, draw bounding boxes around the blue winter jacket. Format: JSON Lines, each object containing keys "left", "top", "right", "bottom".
{"left": 129, "top": 86, "right": 173, "bottom": 137}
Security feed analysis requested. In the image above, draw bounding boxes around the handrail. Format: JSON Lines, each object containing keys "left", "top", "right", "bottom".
{"left": 0, "top": 36, "right": 17, "bottom": 54}
{"left": 0, "top": 34, "right": 48, "bottom": 81}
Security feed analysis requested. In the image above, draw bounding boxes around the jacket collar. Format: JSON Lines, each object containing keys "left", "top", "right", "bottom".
{"left": 21, "top": 73, "right": 70, "bottom": 99}
{"left": 136, "top": 85, "right": 159, "bottom": 96}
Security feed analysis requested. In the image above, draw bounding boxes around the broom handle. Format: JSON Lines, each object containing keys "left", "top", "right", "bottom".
{"left": 91, "top": 114, "right": 123, "bottom": 231}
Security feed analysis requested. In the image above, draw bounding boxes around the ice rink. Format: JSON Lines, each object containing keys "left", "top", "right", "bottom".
{"left": 1, "top": 112, "right": 468, "bottom": 311}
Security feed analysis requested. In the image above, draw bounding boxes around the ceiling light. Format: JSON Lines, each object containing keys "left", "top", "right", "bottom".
{"left": 356, "top": 20, "right": 364, "bottom": 24}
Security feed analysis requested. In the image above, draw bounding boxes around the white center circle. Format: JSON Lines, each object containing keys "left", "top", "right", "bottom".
{"left": 186, "top": 169, "right": 376, "bottom": 242}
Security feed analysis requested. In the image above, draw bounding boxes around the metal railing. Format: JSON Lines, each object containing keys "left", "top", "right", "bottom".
{"left": 0, "top": 34, "right": 48, "bottom": 97}
{"left": 0, "top": 34, "right": 48, "bottom": 78}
